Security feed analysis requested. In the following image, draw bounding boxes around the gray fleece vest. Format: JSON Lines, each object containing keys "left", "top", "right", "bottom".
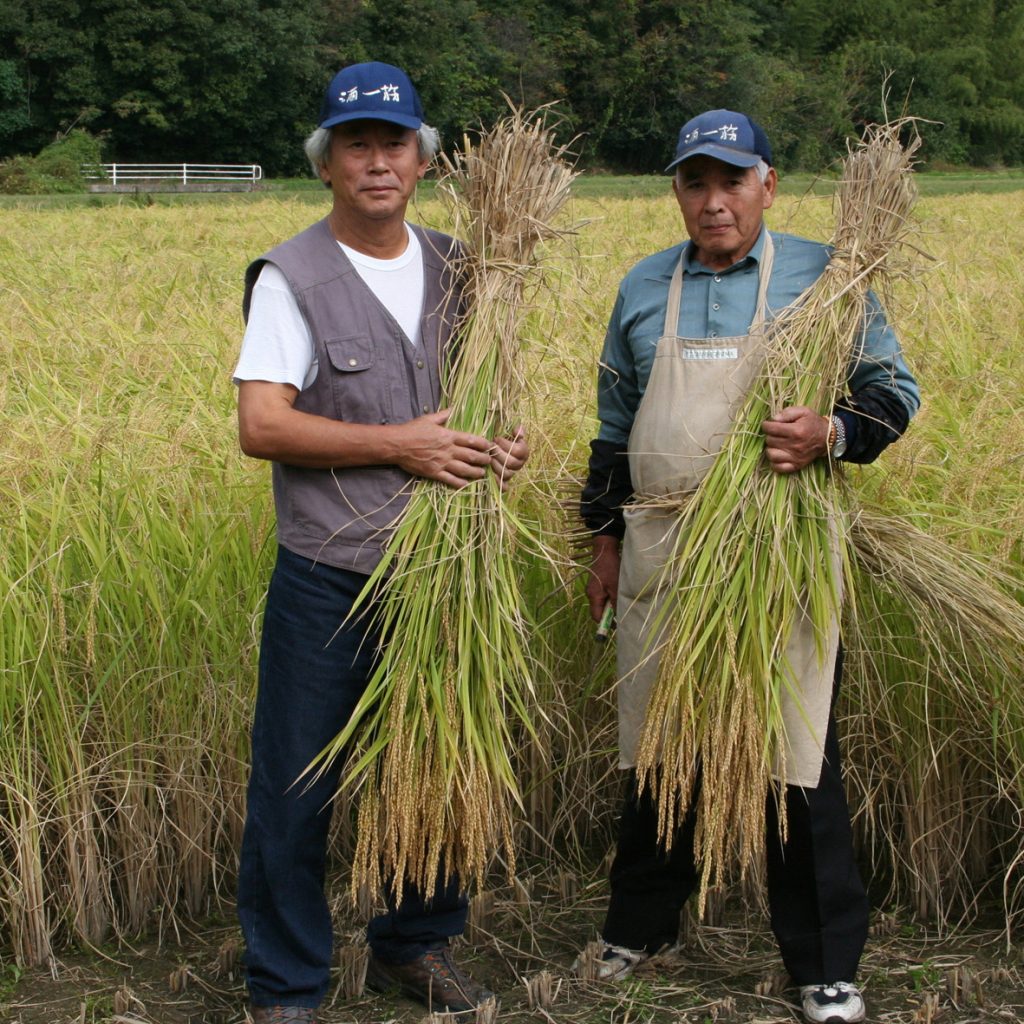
{"left": 242, "top": 218, "right": 463, "bottom": 574}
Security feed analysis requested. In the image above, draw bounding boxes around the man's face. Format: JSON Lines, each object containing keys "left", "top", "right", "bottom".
{"left": 319, "top": 119, "right": 428, "bottom": 224}
{"left": 671, "top": 155, "right": 777, "bottom": 271}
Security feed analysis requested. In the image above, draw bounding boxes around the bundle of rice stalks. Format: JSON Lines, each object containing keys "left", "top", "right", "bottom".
{"left": 844, "top": 508, "right": 1024, "bottom": 933}
{"left": 306, "top": 107, "right": 577, "bottom": 903}
{"left": 633, "top": 121, "right": 921, "bottom": 906}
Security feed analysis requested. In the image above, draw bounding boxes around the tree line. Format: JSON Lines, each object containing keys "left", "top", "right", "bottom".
{"left": 2, "top": 0, "right": 1023, "bottom": 177}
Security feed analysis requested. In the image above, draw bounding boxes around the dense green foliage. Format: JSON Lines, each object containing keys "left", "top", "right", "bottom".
{"left": 2, "top": 0, "right": 1023, "bottom": 175}
{"left": 0, "top": 127, "right": 103, "bottom": 193}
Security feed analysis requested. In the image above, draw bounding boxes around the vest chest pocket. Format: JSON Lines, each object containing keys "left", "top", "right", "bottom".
{"left": 324, "top": 335, "right": 396, "bottom": 424}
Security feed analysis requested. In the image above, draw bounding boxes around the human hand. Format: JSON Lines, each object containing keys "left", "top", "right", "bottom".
{"left": 489, "top": 427, "right": 528, "bottom": 490}
{"left": 394, "top": 410, "right": 496, "bottom": 488}
{"left": 761, "top": 406, "right": 830, "bottom": 474}
{"left": 587, "top": 535, "right": 621, "bottom": 622}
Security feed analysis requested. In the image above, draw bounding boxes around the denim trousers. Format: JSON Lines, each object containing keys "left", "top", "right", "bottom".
{"left": 238, "top": 545, "right": 468, "bottom": 1009}
{"left": 602, "top": 647, "right": 869, "bottom": 985}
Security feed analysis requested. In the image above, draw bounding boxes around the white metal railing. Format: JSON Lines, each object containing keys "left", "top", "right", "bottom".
{"left": 83, "top": 163, "right": 263, "bottom": 185}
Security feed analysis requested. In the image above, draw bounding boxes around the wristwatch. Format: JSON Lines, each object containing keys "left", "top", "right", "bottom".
{"left": 829, "top": 414, "right": 848, "bottom": 459}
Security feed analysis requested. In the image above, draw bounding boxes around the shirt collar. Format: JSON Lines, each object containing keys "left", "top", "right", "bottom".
{"left": 683, "top": 225, "right": 768, "bottom": 276}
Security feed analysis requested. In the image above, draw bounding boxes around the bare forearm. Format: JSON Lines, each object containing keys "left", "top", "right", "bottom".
{"left": 237, "top": 381, "right": 517, "bottom": 487}
{"left": 239, "top": 403, "right": 404, "bottom": 469}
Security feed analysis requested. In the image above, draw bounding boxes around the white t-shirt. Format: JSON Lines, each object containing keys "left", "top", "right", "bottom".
{"left": 233, "top": 225, "right": 425, "bottom": 390}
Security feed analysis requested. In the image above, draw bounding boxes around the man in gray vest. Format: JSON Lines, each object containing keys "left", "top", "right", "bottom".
{"left": 233, "top": 61, "right": 526, "bottom": 1024}
{"left": 579, "top": 110, "right": 919, "bottom": 1024}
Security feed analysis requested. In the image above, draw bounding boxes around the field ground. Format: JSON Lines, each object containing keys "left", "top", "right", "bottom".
{"left": 3, "top": 866, "right": 1024, "bottom": 1024}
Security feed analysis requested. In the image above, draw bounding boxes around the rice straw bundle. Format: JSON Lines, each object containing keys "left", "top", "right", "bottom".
{"left": 845, "top": 507, "right": 1024, "bottom": 931}
{"left": 633, "top": 121, "right": 921, "bottom": 907}
{"left": 849, "top": 509, "right": 1024, "bottom": 658}
{"left": 306, "top": 107, "right": 576, "bottom": 903}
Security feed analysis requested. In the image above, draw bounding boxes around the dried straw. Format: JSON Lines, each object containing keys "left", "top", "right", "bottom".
{"left": 849, "top": 508, "right": 1024, "bottom": 653}
{"left": 844, "top": 506, "right": 1024, "bottom": 934}
{"left": 305, "top": 106, "right": 576, "bottom": 903}
{"left": 633, "top": 121, "right": 921, "bottom": 907}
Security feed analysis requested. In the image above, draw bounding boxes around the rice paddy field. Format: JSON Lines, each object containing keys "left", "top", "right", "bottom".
{"left": 1, "top": 175, "right": 1023, "bottom": 1022}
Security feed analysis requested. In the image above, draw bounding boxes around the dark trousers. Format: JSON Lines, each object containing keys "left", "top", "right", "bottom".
{"left": 238, "top": 546, "right": 468, "bottom": 1009}
{"left": 602, "top": 650, "right": 868, "bottom": 985}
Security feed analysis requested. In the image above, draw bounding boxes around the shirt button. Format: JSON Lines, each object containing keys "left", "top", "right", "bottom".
{"left": 422, "top": 405, "right": 430, "bottom": 413}
{"left": 712, "top": 303, "right": 720, "bottom": 311}
{"left": 714, "top": 275, "right": 722, "bottom": 283}
{"left": 709, "top": 331, "right": 718, "bottom": 338}
{"left": 348, "top": 358, "right": 358, "bottom": 367}
{"left": 416, "top": 359, "right": 424, "bottom": 369}
{"left": 380, "top": 418, "right": 389, "bottom": 424}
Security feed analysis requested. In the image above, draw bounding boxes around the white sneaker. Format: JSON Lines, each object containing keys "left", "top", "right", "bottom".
{"left": 800, "top": 982, "right": 865, "bottom": 1023}
{"left": 573, "top": 941, "right": 649, "bottom": 981}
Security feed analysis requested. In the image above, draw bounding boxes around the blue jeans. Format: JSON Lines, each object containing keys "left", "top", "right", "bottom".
{"left": 238, "top": 546, "right": 468, "bottom": 1009}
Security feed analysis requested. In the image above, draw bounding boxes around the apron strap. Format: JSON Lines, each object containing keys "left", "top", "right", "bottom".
{"left": 750, "top": 232, "right": 775, "bottom": 334}
{"left": 662, "top": 255, "right": 685, "bottom": 338}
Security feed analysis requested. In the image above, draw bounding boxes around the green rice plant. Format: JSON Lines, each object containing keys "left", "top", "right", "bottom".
{"left": 0, "top": 205, "right": 273, "bottom": 961}
{"left": 305, "top": 108, "right": 577, "bottom": 902}
{"left": 834, "top": 188, "right": 1024, "bottom": 931}
{"left": 1, "top": 176, "right": 1023, "bottom": 966}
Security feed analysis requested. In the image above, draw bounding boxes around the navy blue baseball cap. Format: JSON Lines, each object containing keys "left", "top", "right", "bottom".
{"left": 665, "top": 109, "right": 772, "bottom": 172}
{"left": 318, "top": 62, "right": 424, "bottom": 131}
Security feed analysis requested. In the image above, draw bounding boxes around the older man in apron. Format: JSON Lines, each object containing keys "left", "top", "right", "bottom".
{"left": 579, "top": 110, "right": 920, "bottom": 1024}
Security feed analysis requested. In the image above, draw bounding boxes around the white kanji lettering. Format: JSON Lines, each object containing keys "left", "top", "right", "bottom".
{"left": 364, "top": 84, "right": 401, "bottom": 102}
{"left": 338, "top": 87, "right": 359, "bottom": 103}
{"left": 684, "top": 128, "right": 700, "bottom": 144}
{"left": 697, "top": 123, "right": 740, "bottom": 142}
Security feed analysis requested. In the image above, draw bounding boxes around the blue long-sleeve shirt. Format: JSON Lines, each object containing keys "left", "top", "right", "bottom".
{"left": 582, "top": 227, "right": 921, "bottom": 536}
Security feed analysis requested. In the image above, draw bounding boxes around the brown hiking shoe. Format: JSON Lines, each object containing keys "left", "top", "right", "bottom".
{"left": 248, "top": 1006, "right": 319, "bottom": 1023}
{"left": 365, "top": 945, "right": 494, "bottom": 1012}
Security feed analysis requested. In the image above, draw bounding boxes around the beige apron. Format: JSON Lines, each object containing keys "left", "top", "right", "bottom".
{"left": 616, "top": 234, "right": 839, "bottom": 787}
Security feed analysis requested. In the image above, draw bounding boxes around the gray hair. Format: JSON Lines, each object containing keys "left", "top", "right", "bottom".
{"left": 304, "top": 123, "right": 441, "bottom": 177}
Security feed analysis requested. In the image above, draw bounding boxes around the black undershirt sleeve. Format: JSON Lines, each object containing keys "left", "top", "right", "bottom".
{"left": 580, "top": 438, "right": 631, "bottom": 539}
{"left": 835, "top": 385, "right": 912, "bottom": 464}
